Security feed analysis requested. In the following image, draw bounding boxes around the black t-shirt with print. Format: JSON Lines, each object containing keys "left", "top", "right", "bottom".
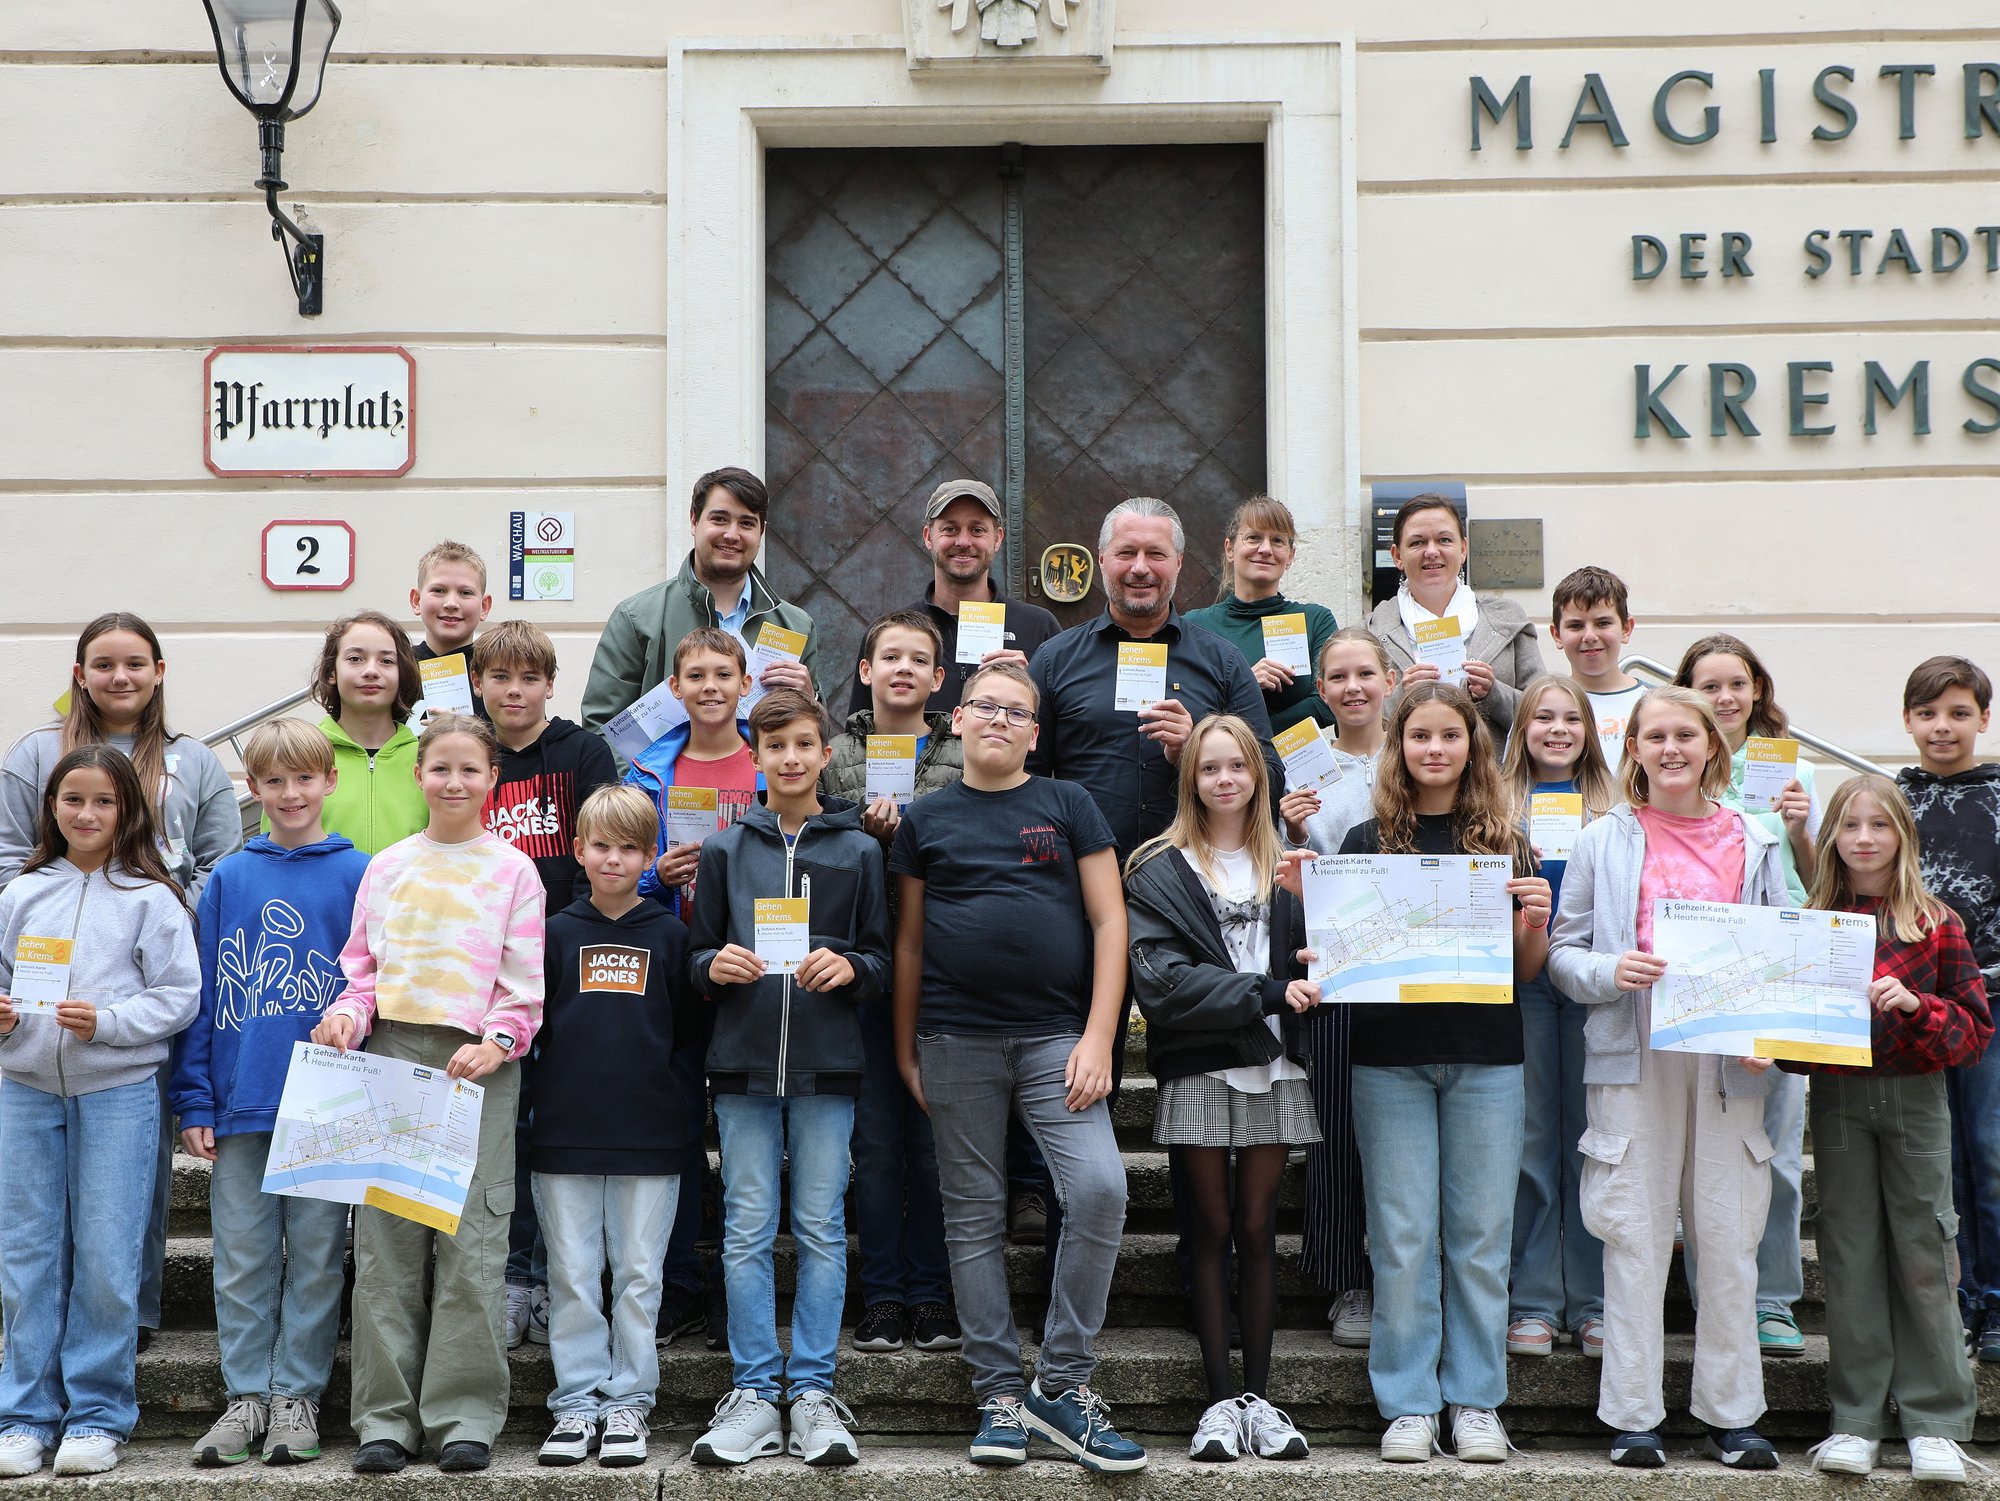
{"left": 889, "top": 775, "right": 1116, "bottom": 1035}
{"left": 1340, "top": 812, "right": 1525, "bottom": 1068}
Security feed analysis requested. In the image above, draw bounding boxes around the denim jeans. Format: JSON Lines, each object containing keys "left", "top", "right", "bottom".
{"left": 1352, "top": 1062, "right": 1523, "bottom": 1419}
{"left": 139, "top": 1066, "right": 171, "bottom": 1329}
{"left": 505, "top": 1056, "right": 547, "bottom": 1288}
{"left": 714, "top": 1093, "right": 854, "bottom": 1400}
{"left": 533, "top": 1173, "right": 679, "bottom": 1417}
{"left": 854, "top": 999, "right": 950, "bottom": 1307}
{"left": 0, "top": 1077, "right": 160, "bottom": 1443}
{"left": 211, "top": 1131, "right": 348, "bottom": 1401}
{"left": 1510, "top": 974, "right": 1603, "bottom": 1328}
{"left": 1757, "top": 1069, "right": 1806, "bottom": 1315}
{"left": 920, "top": 1031, "right": 1127, "bottom": 1403}
{"left": 1949, "top": 1045, "right": 2000, "bottom": 1318}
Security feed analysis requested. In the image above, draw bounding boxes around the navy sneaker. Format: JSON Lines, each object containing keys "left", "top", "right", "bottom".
{"left": 1979, "top": 1319, "right": 2000, "bottom": 1365}
{"left": 1705, "top": 1426, "right": 1779, "bottom": 1470}
{"left": 968, "top": 1398, "right": 1029, "bottom": 1467}
{"left": 1021, "top": 1382, "right": 1147, "bottom": 1473}
{"left": 1610, "top": 1429, "right": 1666, "bottom": 1468}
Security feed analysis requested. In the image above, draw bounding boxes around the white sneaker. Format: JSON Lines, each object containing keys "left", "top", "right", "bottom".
{"left": 598, "top": 1408, "right": 648, "bottom": 1469}
{"left": 1329, "top": 1289, "right": 1372, "bottom": 1347}
{"left": 0, "top": 1434, "right": 45, "bottom": 1478}
{"left": 52, "top": 1432, "right": 122, "bottom": 1476}
{"left": 526, "top": 1283, "right": 552, "bottom": 1346}
{"left": 1909, "top": 1436, "right": 1986, "bottom": 1484}
{"left": 1807, "top": 1433, "right": 1878, "bottom": 1475}
{"left": 1380, "top": 1413, "right": 1439, "bottom": 1463}
{"left": 1449, "top": 1406, "right": 1511, "bottom": 1463}
{"left": 1189, "top": 1399, "right": 1241, "bottom": 1462}
{"left": 692, "top": 1389, "right": 784, "bottom": 1467}
{"left": 1238, "top": 1394, "right": 1308, "bottom": 1460}
{"left": 537, "top": 1414, "right": 597, "bottom": 1468}
{"left": 504, "top": 1284, "right": 532, "bottom": 1350}
{"left": 787, "top": 1390, "right": 858, "bottom": 1467}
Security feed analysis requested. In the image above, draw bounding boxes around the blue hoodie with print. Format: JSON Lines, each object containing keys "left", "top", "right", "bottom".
{"left": 624, "top": 718, "right": 764, "bottom": 911}
{"left": 169, "top": 833, "right": 371, "bottom": 1137}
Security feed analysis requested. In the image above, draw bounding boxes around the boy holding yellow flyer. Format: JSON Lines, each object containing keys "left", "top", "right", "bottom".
{"left": 687, "top": 690, "right": 890, "bottom": 1468}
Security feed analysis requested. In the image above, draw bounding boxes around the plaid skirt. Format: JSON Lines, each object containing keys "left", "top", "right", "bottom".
{"left": 1153, "top": 1072, "right": 1322, "bottom": 1148}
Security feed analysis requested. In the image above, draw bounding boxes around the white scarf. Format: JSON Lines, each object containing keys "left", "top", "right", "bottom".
{"left": 1397, "top": 578, "right": 1480, "bottom": 644}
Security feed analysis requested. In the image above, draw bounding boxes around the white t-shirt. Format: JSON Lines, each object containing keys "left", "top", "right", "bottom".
{"left": 1199, "top": 845, "right": 1308, "bottom": 1095}
{"left": 1588, "top": 683, "right": 1649, "bottom": 772}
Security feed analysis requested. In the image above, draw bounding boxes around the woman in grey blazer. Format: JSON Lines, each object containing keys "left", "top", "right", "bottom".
{"left": 1365, "top": 495, "right": 1546, "bottom": 739}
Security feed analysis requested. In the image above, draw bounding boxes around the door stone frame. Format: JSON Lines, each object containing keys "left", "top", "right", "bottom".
{"left": 666, "top": 31, "right": 1361, "bottom": 620}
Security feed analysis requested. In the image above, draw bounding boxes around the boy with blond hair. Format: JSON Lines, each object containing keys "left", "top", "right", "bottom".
{"left": 411, "top": 540, "right": 494, "bottom": 723}
{"left": 532, "top": 786, "right": 701, "bottom": 1469}
{"left": 169, "top": 719, "right": 370, "bottom": 1468}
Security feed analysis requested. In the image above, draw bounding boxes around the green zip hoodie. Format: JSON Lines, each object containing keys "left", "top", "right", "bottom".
{"left": 300, "top": 716, "right": 427, "bottom": 856}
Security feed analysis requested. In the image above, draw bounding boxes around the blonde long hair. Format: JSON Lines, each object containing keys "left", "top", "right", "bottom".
{"left": 1807, "top": 775, "right": 1949, "bottom": 942}
{"left": 1126, "top": 714, "right": 1283, "bottom": 894}
{"left": 1619, "top": 686, "right": 1733, "bottom": 806}
{"left": 1371, "top": 681, "right": 1528, "bottom": 867}
{"left": 1501, "top": 674, "right": 1616, "bottom": 818}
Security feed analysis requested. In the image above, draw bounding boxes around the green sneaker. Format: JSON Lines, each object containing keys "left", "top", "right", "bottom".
{"left": 1757, "top": 1309, "right": 1805, "bottom": 1357}
{"left": 193, "top": 1397, "right": 267, "bottom": 1467}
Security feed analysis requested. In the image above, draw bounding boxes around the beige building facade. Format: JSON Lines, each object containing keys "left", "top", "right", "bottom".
{"left": 3, "top": 1, "right": 1995, "bottom": 768}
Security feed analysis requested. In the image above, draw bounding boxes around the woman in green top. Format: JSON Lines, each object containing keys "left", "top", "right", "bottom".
{"left": 1184, "top": 496, "right": 1338, "bottom": 736}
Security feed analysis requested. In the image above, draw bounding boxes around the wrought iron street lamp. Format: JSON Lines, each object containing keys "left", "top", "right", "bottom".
{"left": 200, "top": 0, "right": 341, "bottom": 316}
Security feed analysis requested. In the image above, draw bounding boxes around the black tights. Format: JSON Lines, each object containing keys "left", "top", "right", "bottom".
{"left": 1173, "top": 1141, "right": 1289, "bottom": 1404}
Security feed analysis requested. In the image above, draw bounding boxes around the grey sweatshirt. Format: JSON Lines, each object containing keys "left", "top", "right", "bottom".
{"left": 1546, "top": 801, "right": 1789, "bottom": 1098}
{"left": 0, "top": 726, "right": 242, "bottom": 901}
{"left": 0, "top": 857, "right": 201, "bottom": 1096}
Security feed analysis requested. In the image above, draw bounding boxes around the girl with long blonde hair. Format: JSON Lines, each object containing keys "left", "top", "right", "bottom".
{"left": 1322, "top": 680, "right": 1551, "bottom": 1465}
{"left": 1499, "top": 675, "right": 1615, "bottom": 1360}
{"left": 1547, "top": 685, "right": 1792, "bottom": 1471}
{"left": 1126, "top": 715, "right": 1319, "bottom": 1464}
{"left": 1797, "top": 776, "right": 1988, "bottom": 1482}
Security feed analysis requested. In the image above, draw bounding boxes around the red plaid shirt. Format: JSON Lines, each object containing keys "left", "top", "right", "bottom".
{"left": 1783, "top": 896, "right": 1992, "bottom": 1077}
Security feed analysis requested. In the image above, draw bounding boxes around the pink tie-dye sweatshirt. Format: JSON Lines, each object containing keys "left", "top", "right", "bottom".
{"left": 324, "top": 830, "right": 545, "bottom": 1057}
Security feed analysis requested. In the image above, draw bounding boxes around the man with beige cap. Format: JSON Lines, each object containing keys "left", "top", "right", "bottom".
{"left": 842, "top": 480, "right": 1060, "bottom": 717}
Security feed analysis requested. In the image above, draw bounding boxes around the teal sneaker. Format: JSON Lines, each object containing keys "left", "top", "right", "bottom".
{"left": 1757, "top": 1309, "right": 1805, "bottom": 1356}
{"left": 1021, "top": 1382, "right": 1147, "bottom": 1473}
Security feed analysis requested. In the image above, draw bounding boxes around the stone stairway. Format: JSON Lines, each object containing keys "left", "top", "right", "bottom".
{"left": 15, "top": 1028, "right": 2000, "bottom": 1496}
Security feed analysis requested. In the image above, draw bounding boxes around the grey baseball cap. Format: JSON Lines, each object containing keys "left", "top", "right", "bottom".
{"left": 924, "top": 479, "right": 1003, "bottom": 521}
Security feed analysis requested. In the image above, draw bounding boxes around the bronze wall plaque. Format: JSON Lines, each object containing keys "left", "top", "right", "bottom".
{"left": 1468, "top": 518, "right": 1544, "bottom": 591}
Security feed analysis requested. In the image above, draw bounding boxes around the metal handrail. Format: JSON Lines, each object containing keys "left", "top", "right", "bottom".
{"left": 1621, "top": 654, "right": 1882, "bottom": 778}
{"left": 202, "top": 687, "right": 314, "bottom": 820}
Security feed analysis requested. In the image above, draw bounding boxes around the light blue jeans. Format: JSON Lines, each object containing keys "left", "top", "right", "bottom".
{"left": 0, "top": 1077, "right": 160, "bottom": 1443}
{"left": 211, "top": 1131, "right": 348, "bottom": 1401}
{"left": 1758, "top": 1069, "right": 1806, "bottom": 1316}
{"left": 533, "top": 1173, "right": 679, "bottom": 1418}
{"left": 714, "top": 1093, "right": 854, "bottom": 1401}
{"left": 1352, "top": 1062, "right": 1524, "bottom": 1419}
{"left": 1510, "top": 975, "right": 1603, "bottom": 1329}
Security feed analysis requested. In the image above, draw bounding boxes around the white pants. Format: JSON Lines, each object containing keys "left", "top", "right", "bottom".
{"left": 1579, "top": 1050, "right": 1774, "bottom": 1433}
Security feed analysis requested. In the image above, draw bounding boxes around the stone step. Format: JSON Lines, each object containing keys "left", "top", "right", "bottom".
{"left": 14, "top": 1438, "right": 2000, "bottom": 1500}
{"left": 169, "top": 1148, "right": 1821, "bottom": 1240}
{"left": 125, "top": 1326, "right": 1982, "bottom": 1441}
{"left": 7, "top": 1448, "right": 1992, "bottom": 1501}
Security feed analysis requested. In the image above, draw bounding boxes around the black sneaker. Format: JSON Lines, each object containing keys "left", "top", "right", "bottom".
{"left": 136, "top": 1328, "right": 153, "bottom": 1355}
{"left": 1978, "top": 1320, "right": 2000, "bottom": 1364}
{"left": 351, "top": 1440, "right": 411, "bottom": 1474}
{"left": 437, "top": 1441, "right": 490, "bottom": 1473}
{"left": 852, "top": 1302, "right": 907, "bottom": 1353}
{"left": 910, "top": 1301, "right": 963, "bottom": 1352}
{"left": 704, "top": 1295, "right": 729, "bottom": 1351}
{"left": 1610, "top": 1429, "right": 1666, "bottom": 1468}
{"left": 1704, "top": 1426, "right": 1779, "bottom": 1470}
{"left": 657, "top": 1290, "right": 706, "bottom": 1345}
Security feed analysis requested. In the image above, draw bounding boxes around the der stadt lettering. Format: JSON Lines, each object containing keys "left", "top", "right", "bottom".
{"left": 1466, "top": 60, "right": 1999, "bottom": 441}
